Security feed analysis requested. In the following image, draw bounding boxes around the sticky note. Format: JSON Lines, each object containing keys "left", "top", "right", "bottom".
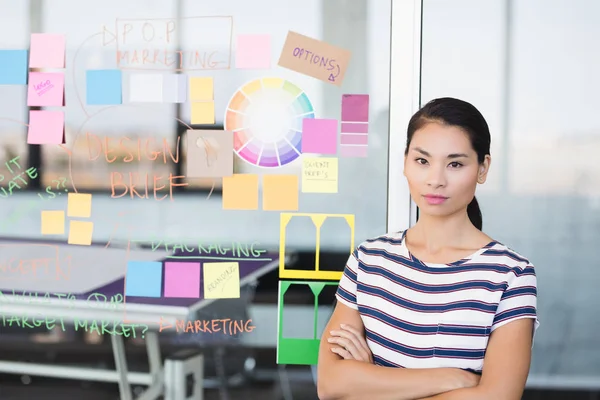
{"left": 189, "top": 77, "right": 213, "bottom": 101}
{"left": 27, "top": 110, "right": 64, "bottom": 145}
{"left": 203, "top": 262, "right": 240, "bottom": 299}
{"left": 67, "top": 220, "right": 93, "bottom": 246}
{"left": 236, "top": 34, "right": 271, "bottom": 69}
{"left": 0, "top": 50, "right": 28, "bottom": 85}
{"left": 278, "top": 31, "right": 351, "bottom": 86}
{"left": 341, "top": 94, "right": 369, "bottom": 122}
{"left": 27, "top": 72, "right": 64, "bottom": 107}
{"left": 279, "top": 213, "right": 354, "bottom": 280}
{"left": 186, "top": 130, "right": 234, "bottom": 178}
{"left": 129, "top": 73, "right": 163, "bottom": 103}
{"left": 164, "top": 262, "right": 201, "bottom": 298}
{"left": 277, "top": 281, "right": 340, "bottom": 364}
{"left": 67, "top": 193, "right": 92, "bottom": 218}
{"left": 301, "top": 119, "right": 337, "bottom": 155}
{"left": 125, "top": 261, "right": 162, "bottom": 297}
{"left": 29, "top": 33, "right": 65, "bottom": 68}
{"left": 86, "top": 70, "right": 122, "bottom": 105}
{"left": 163, "top": 74, "right": 187, "bottom": 103}
{"left": 41, "top": 210, "right": 65, "bottom": 235}
{"left": 263, "top": 175, "right": 299, "bottom": 211}
{"left": 222, "top": 174, "right": 259, "bottom": 210}
{"left": 302, "top": 157, "right": 338, "bottom": 193}
{"left": 191, "top": 101, "right": 215, "bottom": 124}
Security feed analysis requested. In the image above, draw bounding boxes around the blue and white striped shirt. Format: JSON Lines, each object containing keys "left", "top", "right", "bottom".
{"left": 335, "top": 230, "right": 539, "bottom": 371}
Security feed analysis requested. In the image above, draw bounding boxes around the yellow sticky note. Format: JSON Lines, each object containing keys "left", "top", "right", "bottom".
{"left": 190, "top": 77, "right": 213, "bottom": 101}
{"left": 68, "top": 220, "right": 93, "bottom": 246}
{"left": 302, "top": 157, "right": 338, "bottom": 193}
{"left": 67, "top": 193, "right": 92, "bottom": 218}
{"left": 263, "top": 175, "right": 299, "bottom": 211}
{"left": 41, "top": 210, "right": 65, "bottom": 235}
{"left": 203, "top": 262, "right": 240, "bottom": 299}
{"left": 222, "top": 174, "right": 259, "bottom": 210}
{"left": 191, "top": 101, "right": 215, "bottom": 124}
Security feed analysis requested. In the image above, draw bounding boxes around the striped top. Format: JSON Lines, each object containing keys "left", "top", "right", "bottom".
{"left": 335, "top": 230, "right": 539, "bottom": 371}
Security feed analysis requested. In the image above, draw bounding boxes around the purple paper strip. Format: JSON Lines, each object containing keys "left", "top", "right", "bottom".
{"left": 340, "top": 145, "right": 368, "bottom": 158}
{"left": 341, "top": 122, "right": 369, "bottom": 134}
{"left": 340, "top": 134, "right": 368, "bottom": 145}
{"left": 341, "top": 94, "right": 369, "bottom": 122}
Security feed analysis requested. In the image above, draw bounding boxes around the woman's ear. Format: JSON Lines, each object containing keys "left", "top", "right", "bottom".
{"left": 477, "top": 155, "right": 491, "bottom": 184}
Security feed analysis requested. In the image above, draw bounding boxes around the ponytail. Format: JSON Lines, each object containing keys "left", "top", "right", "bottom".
{"left": 467, "top": 196, "right": 483, "bottom": 230}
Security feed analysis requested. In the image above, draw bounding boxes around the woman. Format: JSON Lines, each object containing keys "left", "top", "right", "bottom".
{"left": 317, "top": 97, "right": 539, "bottom": 400}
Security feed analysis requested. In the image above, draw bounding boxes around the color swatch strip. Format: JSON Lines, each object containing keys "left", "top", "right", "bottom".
{"left": 340, "top": 94, "right": 369, "bottom": 158}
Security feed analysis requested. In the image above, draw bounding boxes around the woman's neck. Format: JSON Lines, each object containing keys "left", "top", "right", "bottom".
{"left": 406, "top": 212, "right": 478, "bottom": 253}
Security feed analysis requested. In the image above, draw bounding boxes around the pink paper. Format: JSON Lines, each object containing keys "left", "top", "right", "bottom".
{"left": 29, "top": 33, "right": 66, "bottom": 68}
{"left": 235, "top": 34, "right": 271, "bottom": 69}
{"left": 27, "top": 72, "right": 65, "bottom": 107}
{"left": 340, "top": 134, "right": 368, "bottom": 145}
{"left": 301, "top": 118, "right": 337, "bottom": 155}
{"left": 164, "top": 262, "right": 201, "bottom": 298}
{"left": 27, "top": 110, "right": 64, "bottom": 144}
{"left": 341, "top": 94, "right": 369, "bottom": 122}
{"left": 340, "top": 145, "right": 368, "bottom": 158}
{"left": 341, "top": 122, "right": 369, "bottom": 134}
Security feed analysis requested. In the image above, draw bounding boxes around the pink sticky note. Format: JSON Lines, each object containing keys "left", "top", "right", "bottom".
{"left": 27, "top": 72, "right": 65, "bottom": 107}
{"left": 341, "top": 94, "right": 370, "bottom": 122}
{"left": 235, "top": 34, "right": 271, "bottom": 69}
{"left": 164, "top": 262, "right": 201, "bottom": 298}
{"left": 301, "top": 118, "right": 337, "bottom": 154}
{"left": 27, "top": 110, "right": 64, "bottom": 144}
{"left": 29, "top": 33, "right": 66, "bottom": 68}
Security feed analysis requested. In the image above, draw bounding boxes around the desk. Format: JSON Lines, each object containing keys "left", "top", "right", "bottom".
{"left": 0, "top": 239, "right": 284, "bottom": 400}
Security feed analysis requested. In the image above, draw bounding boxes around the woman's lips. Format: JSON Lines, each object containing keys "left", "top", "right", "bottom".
{"left": 423, "top": 195, "right": 448, "bottom": 205}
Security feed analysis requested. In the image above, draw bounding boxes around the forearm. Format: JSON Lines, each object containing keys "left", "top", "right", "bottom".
{"left": 320, "top": 360, "right": 462, "bottom": 400}
{"left": 419, "top": 387, "right": 482, "bottom": 400}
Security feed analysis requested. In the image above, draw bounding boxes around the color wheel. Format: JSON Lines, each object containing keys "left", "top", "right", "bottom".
{"left": 224, "top": 77, "right": 315, "bottom": 168}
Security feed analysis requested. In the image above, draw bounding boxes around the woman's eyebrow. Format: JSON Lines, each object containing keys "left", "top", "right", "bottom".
{"left": 412, "top": 147, "right": 469, "bottom": 159}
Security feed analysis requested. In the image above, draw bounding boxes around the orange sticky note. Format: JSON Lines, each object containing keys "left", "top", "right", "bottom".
{"left": 189, "top": 77, "right": 214, "bottom": 101}
{"left": 68, "top": 220, "right": 93, "bottom": 246}
{"left": 67, "top": 193, "right": 92, "bottom": 218}
{"left": 191, "top": 101, "right": 215, "bottom": 124}
{"left": 222, "top": 174, "right": 259, "bottom": 210}
{"left": 262, "top": 175, "right": 299, "bottom": 211}
{"left": 41, "top": 210, "right": 65, "bottom": 235}
{"left": 27, "top": 110, "right": 64, "bottom": 144}
{"left": 29, "top": 33, "right": 66, "bottom": 68}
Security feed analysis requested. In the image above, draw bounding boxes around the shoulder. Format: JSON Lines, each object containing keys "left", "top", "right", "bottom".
{"left": 481, "top": 241, "right": 537, "bottom": 277}
{"left": 354, "top": 231, "right": 405, "bottom": 258}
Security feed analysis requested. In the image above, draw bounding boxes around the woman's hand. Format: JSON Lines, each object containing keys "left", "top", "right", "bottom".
{"left": 327, "top": 323, "right": 373, "bottom": 363}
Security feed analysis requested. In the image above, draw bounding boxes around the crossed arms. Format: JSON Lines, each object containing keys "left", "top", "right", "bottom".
{"left": 316, "top": 302, "right": 534, "bottom": 400}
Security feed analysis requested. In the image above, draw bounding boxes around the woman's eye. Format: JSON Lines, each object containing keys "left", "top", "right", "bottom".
{"left": 415, "top": 158, "right": 428, "bottom": 165}
{"left": 449, "top": 161, "right": 463, "bottom": 168}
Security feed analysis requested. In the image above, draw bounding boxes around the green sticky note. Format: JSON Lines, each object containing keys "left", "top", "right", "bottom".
{"left": 276, "top": 280, "right": 339, "bottom": 365}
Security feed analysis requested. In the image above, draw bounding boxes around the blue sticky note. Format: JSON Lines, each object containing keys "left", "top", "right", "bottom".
{"left": 86, "top": 69, "right": 122, "bottom": 105}
{"left": 0, "top": 50, "right": 28, "bottom": 85}
{"left": 125, "top": 261, "right": 162, "bottom": 297}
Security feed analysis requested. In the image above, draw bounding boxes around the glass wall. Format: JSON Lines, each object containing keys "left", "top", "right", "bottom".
{"left": 422, "top": 0, "right": 600, "bottom": 384}
{"left": 0, "top": 0, "right": 393, "bottom": 250}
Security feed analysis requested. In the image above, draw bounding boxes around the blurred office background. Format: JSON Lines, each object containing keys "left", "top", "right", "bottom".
{"left": 0, "top": 0, "right": 598, "bottom": 399}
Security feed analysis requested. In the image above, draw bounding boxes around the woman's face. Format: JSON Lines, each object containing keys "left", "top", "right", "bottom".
{"left": 403, "top": 122, "right": 491, "bottom": 218}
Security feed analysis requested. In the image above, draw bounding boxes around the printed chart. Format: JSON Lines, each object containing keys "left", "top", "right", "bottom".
{"left": 224, "top": 77, "right": 315, "bottom": 168}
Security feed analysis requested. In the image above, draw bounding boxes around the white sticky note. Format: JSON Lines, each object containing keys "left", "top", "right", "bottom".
{"left": 163, "top": 74, "right": 187, "bottom": 103}
{"left": 129, "top": 73, "right": 163, "bottom": 103}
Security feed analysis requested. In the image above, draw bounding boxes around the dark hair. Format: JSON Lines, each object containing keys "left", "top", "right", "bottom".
{"left": 404, "top": 97, "right": 491, "bottom": 230}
